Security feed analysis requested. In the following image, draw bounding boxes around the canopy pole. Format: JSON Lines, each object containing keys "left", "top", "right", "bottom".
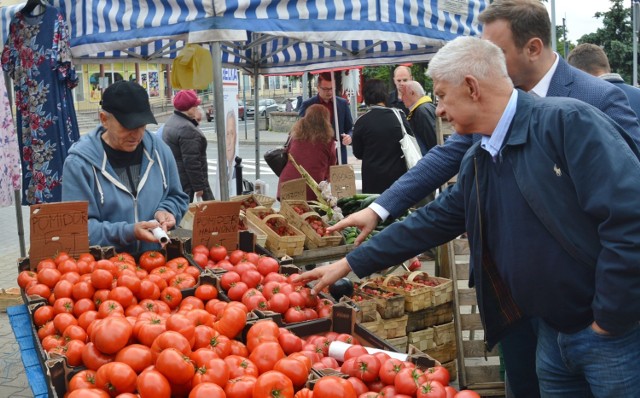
{"left": 254, "top": 68, "right": 261, "bottom": 180}
{"left": 211, "top": 42, "right": 229, "bottom": 200}
{"left": 330, "top": 71, "right": 343, "bottom": 165}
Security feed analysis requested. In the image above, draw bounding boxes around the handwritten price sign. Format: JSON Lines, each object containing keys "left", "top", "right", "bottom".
{"left": 30, "top": 202, "right": 89, "bottom": 265}
{"left": 330, "top": 165, "right": 356, "bottom": 198}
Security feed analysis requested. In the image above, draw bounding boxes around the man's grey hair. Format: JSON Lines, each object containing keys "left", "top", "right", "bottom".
{"left": 405, "top": 80, "right": 425, "bottom": 97}
{"left": 427, "top": 36, "right": 511, "bottom": 86}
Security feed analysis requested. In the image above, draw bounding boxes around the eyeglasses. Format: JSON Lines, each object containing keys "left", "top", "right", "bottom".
{"left": 318, "top": 86, "right": 333, "bottom": 92}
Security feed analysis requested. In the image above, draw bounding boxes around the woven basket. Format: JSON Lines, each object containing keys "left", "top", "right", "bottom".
{"left": 377, "top": 275, "right": 432, "bottom": 312}
{"left": 405, "top": 271, "right": 454, "bottom": 307}
{"left": 230, "top": 193, "right": 276, "bottom": 210}
{"left": 280, "top": 200, "right": 343, "bottom": 249}
{"left": 356, "top": 281, "right": 405, "bottom": 319}
{"left": 246, "top": 208, "right": 305, "bottom": 257}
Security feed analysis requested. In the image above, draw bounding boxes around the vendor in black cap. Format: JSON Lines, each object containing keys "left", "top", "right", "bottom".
{"left": 62, "top": 80, "right": 189, "bottom": 254}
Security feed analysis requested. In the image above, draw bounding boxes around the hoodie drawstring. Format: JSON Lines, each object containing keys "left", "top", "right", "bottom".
{"left": 154, "top": 149, "right": 168, "bottom": 189}
{"left": 92, "top": 166, "right": 104, "bottom": 205}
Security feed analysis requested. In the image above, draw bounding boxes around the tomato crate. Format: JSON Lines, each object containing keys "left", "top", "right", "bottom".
{"left": 403, "top": 271, "right": 453, "bottom": 307}
{"left": 238, "top": 212, "right": 268, "bottom": 247}
{"left": 355, "top": 281, "right": 405, "bottom": 319}
{"left": 339, "top": 296, "right": 377, "bottom": 323}
{"left": 280, "top": 200, "right": 344, "bottom": 249}
{"left": 230, "top": 193, "right": 276, "bottom": 210}
{"left": 246, "top": 208, "right": 306, "bottom": 257}
{"left": 406, "top": 301, "right": 455, "bottom": 332}
{"left": 370, "top": 274, "right": 433, "bottom": 312}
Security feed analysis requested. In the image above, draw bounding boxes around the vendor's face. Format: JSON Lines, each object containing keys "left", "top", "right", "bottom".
{"left": 433, "top": 78, "right": 476, "bottom": 135}
{"left": 99, "top": 111, "right": 145, "bottom": 152}
{"left": 317, "top": 80, "right": 334, "bottom": 102}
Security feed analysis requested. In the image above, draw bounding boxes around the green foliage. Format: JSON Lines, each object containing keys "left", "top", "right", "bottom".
{"left": 362, "top": 64, "right": 434, "bottom": 98}
{"left": 577, "top": 0, "right": 633, "bottom": 82}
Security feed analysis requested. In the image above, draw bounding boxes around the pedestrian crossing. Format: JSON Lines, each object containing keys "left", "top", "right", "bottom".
{"left": 206, "top": 159, "right": 362, "bottom": 176}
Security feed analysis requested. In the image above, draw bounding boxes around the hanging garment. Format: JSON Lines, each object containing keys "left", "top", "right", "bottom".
{"left": 1, "top": 5, "right": 80, "bottom": 205}
{"left": 172, "top": 44, "right": 213, "bottom": 90}
{"left": 0, "top": 71, "right": 21, "bottom": 207}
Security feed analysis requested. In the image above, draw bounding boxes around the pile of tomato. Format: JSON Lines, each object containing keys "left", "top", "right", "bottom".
{"left": 237, "top": 197, "right": 260, "bottom": 210}
{"left": 305, "top": 216, "right": 329, "bottom": 237}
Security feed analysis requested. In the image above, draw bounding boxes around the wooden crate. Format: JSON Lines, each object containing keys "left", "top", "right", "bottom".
{"left": 359, "top": 312, "right": 385, "bottom": 337}
{"left": 280, "top": 200, "right": 343, "bottom": 248}
{"left": 230, "top": 193, "right": 276, "bottom": 209}
{"left": 433, "top": 321, "right": 455, "bottom": 346}
{"left": 386, "top": 335, "right": 408, "bottom": 353}
{"left": 356, "top": 282, "right": 405, "bottom": 319}
{"left": 442, "top": 359, "right": 458, "bottom": 382}
{"left": 0, "top": 287, "right": 23, "bottom": 312}
{"left": 382, "top": 314, "right": 408, "bottom": 339}
{"left": 407, "top": 328, "right": 435, "bottom": 352}
{"left": 374, "top": 275, "right": 432, "bottom": 312}
{"left": 440, "top": 238, "right": 505, "bottom": 395}
{"left": 426, "top": 340, "right": 457, "bottom": 363}
{"left": 348, "top": 295, "right": 378, "bottom": 323}
{"left": 405, "top": 271, "right": 453, "bottom": 306}
{"left": 246, "top": 208, "right": 305, "bottom": 257}
{"left": 239, "top": 212, "right": 267, "bottom": 247}
{"left": 406, "top": 301, "right": 454, "bottom": 332}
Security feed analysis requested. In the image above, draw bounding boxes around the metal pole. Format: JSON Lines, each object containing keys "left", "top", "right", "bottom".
{"left": 254, "top": 70, "right": 261, "bottom": 179}
{"left": 302, "top": 73, "right": 309, "bottom": 101}
{"left": 330, "top": 71, "right": 343, "bottom": 165}
{"left": 550, "top": 0, "right": 557, "bottom": 52}
{"left": 242, "top": 73, "right": 248, "bottom": 140}
{"left": 563, "top": 18, "right": 569, "bottom": 58}
{"left": 211, "top": 42, "right": 229, "bottom": 200}
{"left": 634, "top": 0, "right": 639, "bottom": 86}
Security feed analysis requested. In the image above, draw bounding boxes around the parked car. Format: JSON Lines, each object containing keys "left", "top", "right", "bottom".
{"left": 277, "top": 97, "right": 299, "bottom": 112}
{"left": 238, "top": 100, "right": 245, "bottom": 121}
{"left": 246, "top": 98, "right": 278, "bottom": 118}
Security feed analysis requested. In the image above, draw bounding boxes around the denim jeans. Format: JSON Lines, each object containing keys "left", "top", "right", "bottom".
{"left": 500, "top": 318, "right": 540, "bottom": 398}
{"left": 536, "top": 319, "right": 640, "bottom": 397}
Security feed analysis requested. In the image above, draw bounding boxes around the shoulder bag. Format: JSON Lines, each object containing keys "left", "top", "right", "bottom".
{"left": 391, "top": 108, "right": 422, "bottom": 169}
{"left": 263, "top": 135, "right": 291, "bottom": 176}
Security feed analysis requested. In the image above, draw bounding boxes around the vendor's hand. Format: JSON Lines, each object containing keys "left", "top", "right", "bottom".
{"left": 591, "top": 321, "right": 611, "bottom": 336}
{"left": 155, "top": 210, "right": 176, "bottom": 231}
{"left": 134, "top": 220, "right": 161, "bottom": 243}
{"left": 294, "top": 258, "right": 352, "bottom": 295}
{"left": 327, "top": 207, "right": 380, "bottom": 246}
{"left": 341, "top": 134, "right": 352, "bottom": 146}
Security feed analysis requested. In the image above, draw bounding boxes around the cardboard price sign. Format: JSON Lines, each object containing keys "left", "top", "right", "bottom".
{"left": 280, "top": 178, "right": 307, "bottom": 201}
{"left": 191, "top": 201, "right": 242, "bottom": 251}
{"left": 330, "top": 165, "right": 356, "bottom": 198}
{"left": 30, "top": 202, "right": 89, "bottom": 265}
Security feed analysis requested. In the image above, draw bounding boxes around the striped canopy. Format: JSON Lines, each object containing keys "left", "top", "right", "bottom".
{"left": 2, "top": 0, "right": 486, "bottom": 73}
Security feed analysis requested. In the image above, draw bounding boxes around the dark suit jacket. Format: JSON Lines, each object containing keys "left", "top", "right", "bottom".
{"left": 299, "top": 95, "right": 354, "bottom": 164}
{"left": 375, "top": 56, "right": 640, "bottom": 218}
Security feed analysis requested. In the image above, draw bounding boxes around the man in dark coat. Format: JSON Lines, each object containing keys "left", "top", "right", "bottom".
{"left": 385, "top": 65, "right": 411, "bottom": 115}
{"left": 400, "top": 80, "right": 437, "bottom": 155}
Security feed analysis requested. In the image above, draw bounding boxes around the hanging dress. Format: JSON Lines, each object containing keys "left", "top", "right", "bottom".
{"left": 1, "top": 4, "right": 79, "bottom": 205}
{"left": 0, "top": 71, "right": 21, "bottom": 206}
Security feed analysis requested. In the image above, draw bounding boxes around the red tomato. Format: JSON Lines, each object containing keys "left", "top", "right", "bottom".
{"left": 225, "top": 376, "right": 257, "bottom": 398}
{"left": 189, "top": 382, "right": 226, "bottom": 398}
{"left": 253, "top": 370, "right": 294, "bottom": 398}
{"left": 192, "top": 357, "right": 230, "bottom": 387}
{"left": 67, "top": 389, "right": 110, "bottom": 398}
{"left": 278, "top": 331, "right": 303, "bottom": 354}
{"left": 256, "top": 257, "right": 279, "bottom": 276}
{"left": 395, "top": 367, "right": 427, "bottom": 396}
{"left": 425, "top": 365, "right": 451, "bottom": 386}
{"left": 346, "top": 376, "right": 369, "bottom": 396}
{"left": 227, "top": 282, "right": 249, "bottom": 302}
{"left": 17, "top": 270, "right": 37, "bottom": 289}
{"left": 91, "top": 316, "right": 132, "bottom": 354}
{"left": 379, "top": 358, "right": 406, "bottom": 385}
{"left": 344, "top": 345, "right": 369, "bottom": 361}
{"left": 228, "top": 250, "right": 246, "bottom": 265}
{"left": 249, "top": 341, "right": 285, "bottom": 374}
{"left": 150, "top": 330, "right": 192, "bottom": 360}
{"left": 155, "top": 347, "right": 196, "bottom": 385}
{"left": 94, "top": 362, "right": 137, "bottom": 396}
{"left": 444, "top": 386, "right": 458, "bottom": 398}
{"left": 68, "top": 369, "right": 97, "bottom": 391}
{"left": 192, "top": 244, "right": 210, "bottom": 257}
{"left": 160, "top": 286, "right": 182, "bottom": 310}
{"left": 284, "top": 307, "right": 306, "bottom": 323}
{"left": 220, "top": 271, "right": 241, "bottom": 291}
{"left": 33, "top": 305, "right": 55, "bottom": 327}
{"left": 115, "top": 344, "right": 153, "bottom": 374}
{"left": 137, "top": 368, "right": 171, "bottom": 398}
{"left": 214, "top": 305, "right": 247, "bottom": 339}
{"left": 416, "top": 380, "right": 446, "bottom": 398}
{"left": 81, "top": 342, "right": 114, "bottom": 370}
{"left": 274, "top": 357, "right": 310, "bottom": 389}
{"left": 139, "top": 251, "right": 166, "bottom": 272}
{"left": 224, "top": 355, "right": 259, "bottom": 378}
{"left": 195, "top": 284, "right": 218, "bottom": 301}
{"left": 209, "top": 245, "right": 228, "bottom": 262}
{"left": 454, "top": 390, "right": 481, "bottom": 398}
{"left": 313, "top": 375, "right": 356, "bottom": 398}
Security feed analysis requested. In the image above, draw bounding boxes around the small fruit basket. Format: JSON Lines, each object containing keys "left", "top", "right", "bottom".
{"left": 354, "top": 281, "right": 405, "bottom": 319}
{"left": 246, "top": 207, "right": 305, "bottom": 257}
{"left": 403, "top": 271, "right": 454, "bottom": 307}
{"left": 280, "top": 200, "right": 343, "bottom": 249}
{"left": 372, "top": 275, "right": 432, "bottom": 312}
{"left": 230, "top": 193, "right": 276, "bottom": 210}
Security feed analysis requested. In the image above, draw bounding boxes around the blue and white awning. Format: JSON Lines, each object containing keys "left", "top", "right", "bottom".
{"left": 2, "top": 0, "right": 486, "bottom": 71}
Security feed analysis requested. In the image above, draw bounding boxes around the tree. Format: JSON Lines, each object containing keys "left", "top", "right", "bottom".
{"left": 577, "top": 0, "right": 633, "bottom": 82}
{"left": 362, "top": 63, "right": 434, "bottom": 98}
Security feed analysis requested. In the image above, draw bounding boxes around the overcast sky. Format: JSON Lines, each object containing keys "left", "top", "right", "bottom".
{"left": 545, "top": 0, "right": 616, "bottom": 43}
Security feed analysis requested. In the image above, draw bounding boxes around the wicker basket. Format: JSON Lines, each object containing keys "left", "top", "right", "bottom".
{"left": 230, "top": 193, "right": 276, "bottom": 210}
{"left": 405, "top": 271, "right": 454, "bottom": 307}
{"left": 346, "top": 294, "right": 378, "bottom": 323}
{"left": 433, "top": 321, "right": 455, "bottom": 346}
{"left": 280, "top": 200, "right": 343, "bottom": 249}
{"left": 356, "top": 282, "right": 405, "bottom": 319}
{"left": 407, "top": 327, "right": 436, "bottom": 352}
{"left": 239, "top": 213, "right": 268, "bottom": 247}
{"left": 407, "top": 302, "right": 454, "bottom": 331}
{"left": 359, "top": 312, "right": 385, "bottom": 337}
{"left": 382, "top": 314, "right": 409, "bottom": 338}
{"left": 386, "top": 335, "right": 409, "bottom": 353}
{"left": 376, "top": 275, "right": 432, "bottom": 312}
{"left": 246, "top": 208, "right": 305, "bottom": 257}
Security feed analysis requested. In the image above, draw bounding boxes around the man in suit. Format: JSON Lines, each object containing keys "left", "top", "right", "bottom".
{"left": 327, "top": 0, "right": 640, "bottom": 396}
{"left": 299, "top": 72, "right": 353, "bottom": 164}
{"left": 302, "top": 35, "right": 640, "bottom": 397}
{"left": 386, "top": 65, "right": 412, "bottom": 115}
{"left": 567, "top": 43, "right": 640, "bottom": 119}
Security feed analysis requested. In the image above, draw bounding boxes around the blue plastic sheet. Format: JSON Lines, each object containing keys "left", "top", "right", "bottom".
{"left": 7, "top": 305, "right": 49, "bottom": 398}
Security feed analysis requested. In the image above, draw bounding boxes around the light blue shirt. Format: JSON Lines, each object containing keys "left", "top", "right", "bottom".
{"left": 481, "top": 89, "right": 519, "bottom": 161}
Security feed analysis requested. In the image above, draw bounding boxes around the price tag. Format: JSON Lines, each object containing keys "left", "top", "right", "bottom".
{"left": 280, "top": 178, "right": 307, "bottom": 201}
{"left": 192, "top": 201, "right": 242, "bottom": 251}
{"left": 30, "top": 202, "right": 89, "bottom": 265}
{"left": 330, "top": 165, "right": 356, "bottom": 198}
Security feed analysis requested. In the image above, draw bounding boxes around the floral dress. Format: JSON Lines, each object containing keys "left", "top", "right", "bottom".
{"left": 1, "top": 5, "right": 79, "bottom": 205}
{"left": 0, "top": 71, "right": 21, "bottom": 206}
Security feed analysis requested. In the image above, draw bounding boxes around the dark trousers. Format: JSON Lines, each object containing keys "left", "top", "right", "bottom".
{"left": 500, "top": 318, "right": 541, "bottom": 398}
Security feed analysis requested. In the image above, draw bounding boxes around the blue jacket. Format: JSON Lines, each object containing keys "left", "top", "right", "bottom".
{"left": 376, "top": 56, "right": 640, "bottom": 218}
{"left": 601, "top": 73, "right": 640, "bottom": 120}
{"left": 348, "top": 91, "right": 640, "bottom": 348}
{"left": 299, "top": 95, "right": 353, "bottom": 163}
{"left": 62, "top": 127, "right": 189, "bottom": 254}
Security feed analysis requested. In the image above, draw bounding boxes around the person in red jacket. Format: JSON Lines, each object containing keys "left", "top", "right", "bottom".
{"left": 277, "top": 104, "right": 337, "bottom": 200}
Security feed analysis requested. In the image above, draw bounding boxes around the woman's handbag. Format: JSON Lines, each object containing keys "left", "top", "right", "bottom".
{"left": 391, "top": 108, "right": 422, "bottom": 169}
{"left": 263, "top": 136, "right": 291, "bottom": 176}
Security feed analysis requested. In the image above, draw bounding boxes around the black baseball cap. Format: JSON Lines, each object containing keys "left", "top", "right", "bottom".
{"left": 101, "top": 80, "right": 157, "bottom": 129}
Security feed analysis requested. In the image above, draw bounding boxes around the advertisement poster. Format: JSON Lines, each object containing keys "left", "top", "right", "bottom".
{"left": 149, "top": 71, "right": 159, "bottom": 97}
{"left": 213, "top": 68, "right": 239, "bottom": 199}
